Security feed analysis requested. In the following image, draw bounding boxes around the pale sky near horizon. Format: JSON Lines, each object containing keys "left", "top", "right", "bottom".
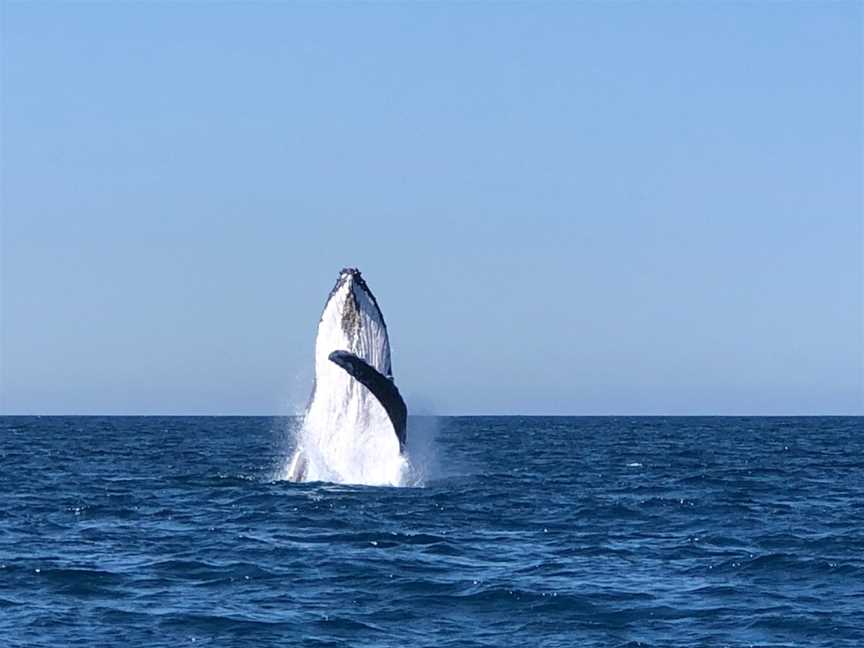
{"left": 1, "top": 2, "right": 862, "bottom": 415}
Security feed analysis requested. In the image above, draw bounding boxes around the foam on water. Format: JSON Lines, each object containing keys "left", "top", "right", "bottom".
{"left": 281, "top": 271, "right": 409, "bottom": 486}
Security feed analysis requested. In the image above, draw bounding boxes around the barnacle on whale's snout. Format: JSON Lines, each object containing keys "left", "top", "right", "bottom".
{"left": 340, "top": 286, "right": 361, "bottom": 336}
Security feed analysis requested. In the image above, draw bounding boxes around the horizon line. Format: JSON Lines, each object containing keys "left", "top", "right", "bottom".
{"left": 0, "top": 412, "right": 861, "bottom": 418}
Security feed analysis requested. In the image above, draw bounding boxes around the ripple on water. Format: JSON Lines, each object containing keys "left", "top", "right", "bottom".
{"left": 0, "top": 416, "right": 862, "bottom": 647}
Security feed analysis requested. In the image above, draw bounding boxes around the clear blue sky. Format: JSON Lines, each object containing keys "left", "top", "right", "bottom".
{"left": 1, "top": 3, "right": 861, "bottom": 415}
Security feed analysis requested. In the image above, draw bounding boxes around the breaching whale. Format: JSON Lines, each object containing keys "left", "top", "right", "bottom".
{"left": 285, "top": 268, "right": 407, "bottom": 484}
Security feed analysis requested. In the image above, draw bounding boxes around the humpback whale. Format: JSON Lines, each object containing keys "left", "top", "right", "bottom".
{"left": 285, "top": 268, "right": 408, "bottom": 484}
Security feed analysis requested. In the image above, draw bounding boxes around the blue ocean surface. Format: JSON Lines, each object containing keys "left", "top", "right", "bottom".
{"left": 1, "top": 416, "right": 862, "bottom": 647}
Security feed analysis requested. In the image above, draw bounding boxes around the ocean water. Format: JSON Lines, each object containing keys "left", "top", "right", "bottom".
{"left": 1, "top": 416, "right": 862, "bottom": 647}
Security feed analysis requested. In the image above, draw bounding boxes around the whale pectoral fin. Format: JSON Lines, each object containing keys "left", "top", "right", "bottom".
{"left": 328, "top": 350, "right": 407, "bottom": 452}
{"left": 285, "top": 449, "right": 308, "bottom": 482}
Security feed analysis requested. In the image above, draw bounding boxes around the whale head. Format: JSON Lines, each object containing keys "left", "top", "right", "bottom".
{"left": 318, "top": 267, "right": 391, "bottom": 377}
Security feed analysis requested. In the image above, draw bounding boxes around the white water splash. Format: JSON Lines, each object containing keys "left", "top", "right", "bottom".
{"left": 280, "top": 271, "right": 410, "bottom": 486}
